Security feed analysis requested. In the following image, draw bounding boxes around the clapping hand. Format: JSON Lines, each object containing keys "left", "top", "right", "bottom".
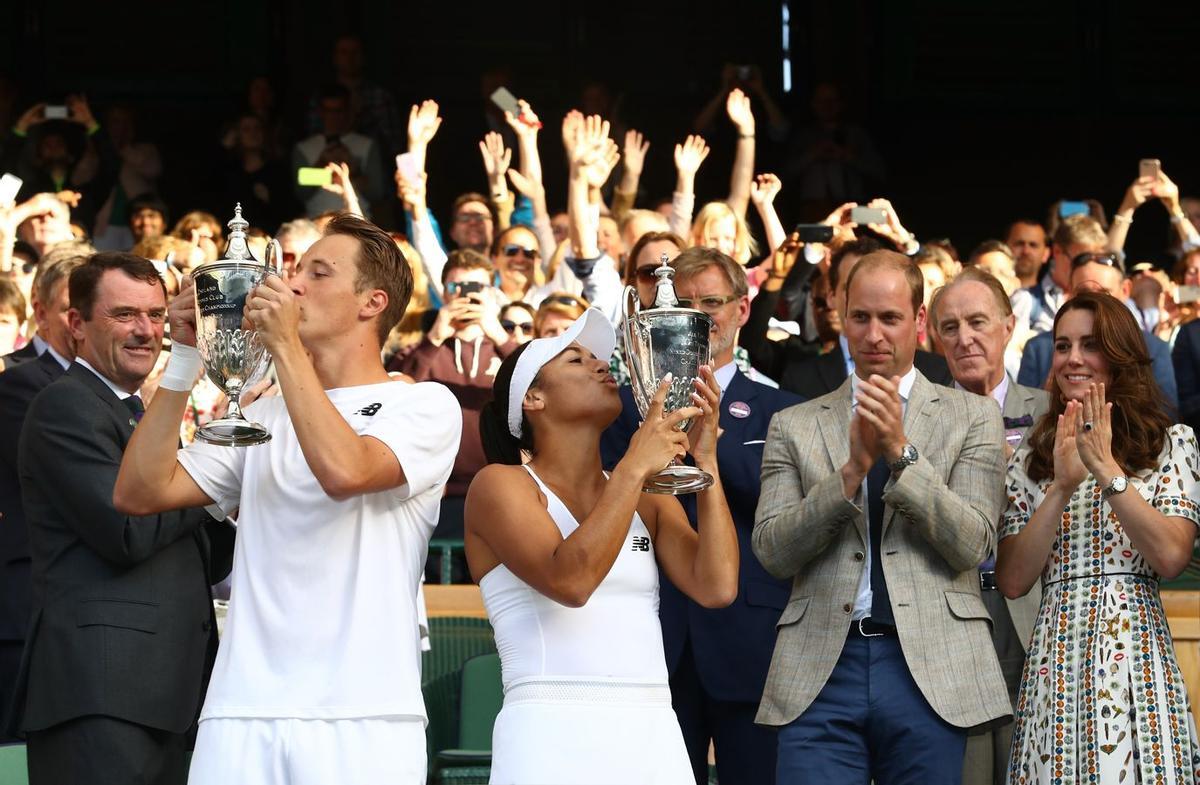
{"left": 1074, "top": 383, "right": 1121, "bottom": 483}
{"left": 854, "top": 375, "right": 907, "bottom": 464}
{"left": 1051, "top": 399, "right": 1089, "bottom": 494}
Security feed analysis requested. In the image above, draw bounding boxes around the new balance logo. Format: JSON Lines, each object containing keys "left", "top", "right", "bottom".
{"left": 631, "top": 536, "right": 650, "bottom": 552}
{"left": 356, "top": 403, "right": 382, "bottom": 416}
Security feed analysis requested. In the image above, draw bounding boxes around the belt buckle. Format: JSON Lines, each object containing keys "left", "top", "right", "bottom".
{"left": 857, "top": 617, "right": 884, "bottom": 638}
{"left": 979, "top": 570, "right": 997, "bottom": 591}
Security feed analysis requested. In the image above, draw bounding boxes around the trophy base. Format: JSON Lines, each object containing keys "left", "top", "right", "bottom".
{"left": 196, "top": 417, "right": 272, "bottom": 446}
{"left": 642, "top": 464, "right": 714, "bottom": 495}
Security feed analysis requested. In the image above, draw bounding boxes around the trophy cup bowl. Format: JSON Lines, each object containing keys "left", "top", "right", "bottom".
{"left": 191, "top": 206, "right": 277, "bottom": 446}
{"left": 622, "top": 285, "right": 715, "bottom": 494}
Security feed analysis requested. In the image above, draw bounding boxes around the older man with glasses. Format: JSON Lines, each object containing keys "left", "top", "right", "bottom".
{"left": 1017, "top": 249, "right": 1178, "bottom": 409}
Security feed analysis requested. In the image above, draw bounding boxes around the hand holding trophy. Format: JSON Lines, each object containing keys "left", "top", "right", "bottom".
{"left": 191, "top": 204, "right": 280, "bottom": 445}
{"left": 622, "top": 256, "right": 714, "bottom": 493}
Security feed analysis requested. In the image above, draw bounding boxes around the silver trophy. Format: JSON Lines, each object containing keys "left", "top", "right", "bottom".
{"left": 622, "top": 255, "right": 714, "bottom": 494}
{"left": 191, "top": 204, "right": 279, "bottom": 445}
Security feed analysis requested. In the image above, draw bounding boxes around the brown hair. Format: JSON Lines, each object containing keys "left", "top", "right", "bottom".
{"left": 170, "top": 211, "right": 225, "bottom": 244}
{"left": 69, "top": 252, "right": 166, "bottom": 320}
{"left": 35, "top": 242, "right": 94, "bottom": 307}
{"left": 624, "top": 231, "right": 684, "bottom": 284}
{"left": 929, "top": 266, "right": 1012, "bottom": 331}
{"left": 441, "top": 248, "right": 493, "bottom": 284}
{"left": 1171, "top": 248, "right": 1200, "bottom": 284}
{"left": 670, "top": 246, "right": 748, "bottom": 298}
{"left": 324, "top": 214, "right": 413, "bottom": 345}
{"left": 1052, "top": 214, "right": 1106, "bottom": 250}
{"left": 453, "top": 192, "right": 497, "bottom": 225}
{"left": 1024, "top": 291, "right": 1172, "bottom": 482}
{"left": 844, "top": 250, "right": 923, "bottom": 315}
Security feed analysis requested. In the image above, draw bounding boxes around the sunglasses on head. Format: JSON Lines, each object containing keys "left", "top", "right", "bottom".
{"left": 1070, "top": 251, "right": 1122, "bottom": 270}
{"left": 502, "top": 243, "right": 539, "bottom": 259}
{"left": 501, "top": 319, "right": 533, "bottom": 333}
{"left": 545, "top": 294, "right": 585, "bottom": 308}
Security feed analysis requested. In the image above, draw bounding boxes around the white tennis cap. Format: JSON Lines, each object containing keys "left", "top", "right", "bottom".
{"left": 507, "top": 307, "right": 617, "bottom": 439}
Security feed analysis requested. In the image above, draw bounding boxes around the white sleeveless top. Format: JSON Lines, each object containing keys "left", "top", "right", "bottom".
{"left": 479, "top": 465, "right": 669, "bottom": 689}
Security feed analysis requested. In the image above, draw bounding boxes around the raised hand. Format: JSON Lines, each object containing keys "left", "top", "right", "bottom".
{"left": 1075, "top": 383, "right": 1120, "bottom": 481}
{"left": 769, "top": 233, "right": 802, "bottom": 280}
{"left": 503, "top": 99, "right": 541, "bottom": 143}
{"left": 65, "top": 94, "right": 96, "bottom": 128}
{"left": 561, "top": 110, "right": 585, "bottom": 160}
{"left": 321, "top": 161, "right": 362, "bottom": 217}
{"left": 749, "top": 173, "right": 781, "bottom": 207}
{"left": 479, "top": 131, "right": 512, "bottom": 185}
{"left": 865, "top": 197, "right": 915, "bottom": 250}
{"left": 1154, "top": 170, "right": 1182, "bottom": 213}
{"left": 624, "top": 376, "right": 701, "bottom": 483}
{"left": 14, "top": 103, "right": 46, "bottom": 134}
{"left": 1051, "top": 400, "right": 1089, "bottom": 494}
{"left": 673, "top": 134, "right": 710, "bottom": 179}
{"left": 726, "top": 88, "right": 755, "bottom": 136}
{"left": 623, "top": 130, "right": 650, "bottom": 178}
{"left": 507, "top": 169, "right": 544, "bottom": 202}
{"left": 407, "top": 100, "right": 442, "bottom": 150}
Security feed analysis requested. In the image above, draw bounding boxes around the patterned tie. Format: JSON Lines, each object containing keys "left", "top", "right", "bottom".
{"left": 122, "top": 396, "right": 145, "bottom": 424}
{"left": 867, "top": 456, "right": 894, "bottom": 624}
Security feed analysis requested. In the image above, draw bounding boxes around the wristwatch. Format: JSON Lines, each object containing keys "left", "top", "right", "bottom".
{"left": 889, "top": 443, "right": 918, "bottom": 474}
{"left": 1101, "top": 475, "right": 1128, "bottom": 500}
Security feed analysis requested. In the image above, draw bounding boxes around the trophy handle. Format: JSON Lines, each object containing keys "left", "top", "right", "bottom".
{"left": 622, "top": 286, "right": 649, "bottom": 414}
{"left": 264, "top": 238, "right": 284, "bottom": 278}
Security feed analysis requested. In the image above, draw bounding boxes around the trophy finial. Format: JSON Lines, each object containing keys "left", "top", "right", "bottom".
{"left": 222, "top": 203, "right": 255, "bottom": 261}
{"left": 652, "top": 253, "right": 679, "bottom": 308}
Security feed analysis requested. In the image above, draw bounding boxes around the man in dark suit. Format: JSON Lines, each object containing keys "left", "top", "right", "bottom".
{"left": 602, "top": 247, "right": 801, "bottom": 785}
{"left": 1173, "top": 317, "right": 1200, "bottom": 432}
{"left": 1017, "top": 251, "right": 1177, "bottom": 408}
{"left": 6, "top": 253, "right": 233, "bottom": 785}
{"left": 928, "top": 267, "right": 1050, "bottom": 785}
{"left": 769, "top": 239, "right": 952, "bottom": 398}
{"left": 0, "top": 251, "right": 83, "bottom": 742}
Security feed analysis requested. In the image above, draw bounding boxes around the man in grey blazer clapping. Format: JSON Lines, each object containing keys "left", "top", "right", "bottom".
{"left": 753, "top": 251, "right": 1010, "bottom": 784}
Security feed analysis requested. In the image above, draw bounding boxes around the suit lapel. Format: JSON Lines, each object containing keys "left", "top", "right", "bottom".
{"left": 818, "top": 377, "right": 864, "bottom": 545}
{"left": 886, "top": 372, "right": 939, "bottom": 533}
{"left": 66, "top": 364, "right": 138, "bottom": 438}
{"left": 719, "top": 369, "right": 759, "bottom": 432}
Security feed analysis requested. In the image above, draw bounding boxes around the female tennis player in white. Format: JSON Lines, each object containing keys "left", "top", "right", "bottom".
{"left": 466, "top": 307, "right": 739, "bottom": 785}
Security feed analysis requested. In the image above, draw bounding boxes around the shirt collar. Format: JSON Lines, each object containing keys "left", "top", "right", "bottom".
{"left": 45, "top": 344, "right": 70, "bottom": 370}
{"left": 713, "top": 361, "right": 738, "bottom": 400}
{"left": 839, "top": 334, "right": 853, "bottom": 374}
{"left": 31, "top": 335, "right": 48, "bottom": 355}
{"left": 954, "top": 372, "right": 1008, "bottom": 410}
{"left": 74, "top": 357, "right": 141, "bottom": 401}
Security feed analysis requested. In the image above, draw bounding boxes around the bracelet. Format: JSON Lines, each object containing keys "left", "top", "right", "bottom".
{"left": 159, "top": 342, "right": 204, "bottom": 392}
{"left": 1112, "top": 213, "right": 1132, "bottom": 225}
{"left": 739, "top": 133, "right": 755, "bottom": 140}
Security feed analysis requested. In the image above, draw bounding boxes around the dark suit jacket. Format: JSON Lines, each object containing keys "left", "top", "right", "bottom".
{"left": 779, "top": 345, "right": 953, "bottom": 400}
{"left": 0, "top": 352, "right": 66, "bottom": 645}
{"left": 1, "top": 342, "right": 38, "bottom": 371}
{"left": 738, "top": 268, "right": 821, "bottom": 383}
{"left": 5, "top": 364, "right": 234, "bottom": 737}
{"left": 600, "top": 371, "right": 804, "bottom": 703}
{"left": 1172, "top": 319, "right": 1200, "bottom": 431}
{"left": 1017, "top": 328, "right": 1178, "bottom": 409}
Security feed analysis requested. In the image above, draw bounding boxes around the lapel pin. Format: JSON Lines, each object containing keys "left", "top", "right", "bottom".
{"left": 728, "top": 401, "right": 751, "bottom": 419}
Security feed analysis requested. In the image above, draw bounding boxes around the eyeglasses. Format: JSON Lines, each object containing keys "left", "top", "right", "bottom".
{"left": 455, "top": 213, "right": 491, "bottom": 225}
{"left": 1070, "top": 252, "right": 1122, "bottom": 270}
{"left": 502, "top": 244, "right": 539, "bottom": 259}
{"left": 501, "top": 319, "right": 533, "bottom": 333}
{"left": 677, "top": 294, "right": 739, "bottom": 312}
{"left": 634, "top": 266, "right": 660, "bottom": 285}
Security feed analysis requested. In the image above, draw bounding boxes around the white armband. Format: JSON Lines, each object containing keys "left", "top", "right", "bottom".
{"left": 159, "top": 343, "right": 204, "bottom": 392}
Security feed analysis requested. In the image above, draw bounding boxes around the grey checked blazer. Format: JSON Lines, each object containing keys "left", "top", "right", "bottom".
{"left": 752, "top": 371, "right": 1011, "bottom": 729}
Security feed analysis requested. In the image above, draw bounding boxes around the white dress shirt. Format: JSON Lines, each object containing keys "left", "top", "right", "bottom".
{"left": 74, "top": 357, "right": 141, "bottom": 402}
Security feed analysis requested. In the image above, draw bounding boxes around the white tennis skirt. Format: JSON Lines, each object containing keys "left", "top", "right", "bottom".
{"left": 488, "top": 677, "right": 694, "bottom": 785}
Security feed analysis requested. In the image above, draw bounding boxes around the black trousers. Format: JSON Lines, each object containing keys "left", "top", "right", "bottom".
{"left": 0, "top": 639, "right": 22, "bottom": 742}
{"left": 26, "top": 715, "right": 190, "bottom": 785}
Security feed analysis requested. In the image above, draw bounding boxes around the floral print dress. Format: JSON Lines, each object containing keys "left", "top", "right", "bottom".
{"left": 1001, "top": 424, "right": 1200, "bottom": 784}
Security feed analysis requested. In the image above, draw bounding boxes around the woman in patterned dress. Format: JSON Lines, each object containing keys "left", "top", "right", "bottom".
{"left": 996, "top": 291, "right": 1200, "bottom": 784}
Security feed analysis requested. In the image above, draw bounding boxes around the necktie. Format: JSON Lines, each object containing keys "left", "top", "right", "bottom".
{"left": 867, "top": 456, "right": 893, "bottom": 625}
{"left": 123, "top": 396, "right": 145, "bottom": 424}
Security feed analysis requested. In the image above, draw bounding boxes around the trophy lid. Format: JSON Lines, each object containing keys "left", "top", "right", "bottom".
{"left": 219, "top": 203, "right": 258, "bottom": 263}
{"left": 652, "top": 254, "right": 678, "bottom": 308}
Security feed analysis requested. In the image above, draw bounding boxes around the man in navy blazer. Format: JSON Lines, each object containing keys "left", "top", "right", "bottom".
{"left": 601, "top": 247, "right": 802, "bottom": 785}
{"left": 1017, "top": 253, "right": 1177, "bottom": 409}
{"left": 1174, "top": 318, "right": 1200, "bottom": 431}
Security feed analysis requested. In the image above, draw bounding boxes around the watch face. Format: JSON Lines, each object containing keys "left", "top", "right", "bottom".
{"left": 1111, "top": 476, "right": 1127, "bottom": 492}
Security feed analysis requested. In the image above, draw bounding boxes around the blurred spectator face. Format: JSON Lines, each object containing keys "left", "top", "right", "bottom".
{"left": 130, "top": 207, "right": 165, "bottom": 242}
{"left": 1180, "top": 251, "right": 1200, "bottom": 287}
{"left": 1182, "top": 197, "right": 1200, "bottom": 235}
{"left": 278, "top": 232, "right": 321, "bottom": 278}
{"left": 1069, "top": 260, "right": 1129, "bottom": 299}
{"left": 500, "top": 304, "right": 533, "bottom": 344}
{"left": 933, "top": 280, "right": 1015, "bottom": 394}
{"left": 844, "top": 266, "right": 924, "bottom": 380}
{"left": 450, "top": 200, "right": 493, "bottom": 251}
{"left": 675, "top": 265, "right": 748, "bottom": 366}
{"left": 36, "top": 132, "right": 71, "bottom": 167}
{"left": 237, "top": 115, "right": 266, "bottom": 153}
{"left": 917, "top": 261, "right": 945, "bottom": 312}
{"left": 20, "top": 211, "right": 74, "bottom": 254}
{"left": 1005, "top": 221, "right": 1049, "bottom": 281}
{"left": 248, "top": 77, "right": 275, "bottom": 115}
{"left": 333, "top": 36, "right": 365, "bottom": 81}
{"left": 11, "top": 252, "right": 36, "bottom": 310}
{"left": 1051, "top": 242, "right": 1101, "bottom": 292}
{"left": 632, "top": 239, "right": 681, "bottom": 307}
{"left": 537, "top": 311, "right": 575, "bottom": 339}
{"left": 973, "top": 251, "right": 1019, "bottom": 295}
{"left": 598, "top": 216, "right": 623, "bottom": 260}
{"left": 831, "top": 252, "right": 866, "bottom": 321}
{"left": 69, "top": 270, "right": 166, "bottom": 391}
{"left": 319, "top": 96, "right": 352, "bottom": 137}
{"left": 493, "top": 227, "right": 540, "bottom": 297}
{"left": 550, "top": 212, "right": 569, "bottom": 245}
{"left": 37, "top": 276, "right": 75, "bottom": 356}
{"left": 1051, "top": 308, "right": 1111, "bottom": 401}
{"left": 443, "top": 267, "right": 494, "bottom": 337}
{"left": 699, "top": 213, "right": 737, "bottom": 258}
{"left": 812, "top": 273, "right": 840, "bottom": 340}
{"left": 0, "top": 307, "right": 19, "bottom": 353}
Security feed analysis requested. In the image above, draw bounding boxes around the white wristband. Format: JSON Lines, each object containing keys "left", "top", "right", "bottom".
{"left": 159, "top": 342, "right": 204, "bottom": 392}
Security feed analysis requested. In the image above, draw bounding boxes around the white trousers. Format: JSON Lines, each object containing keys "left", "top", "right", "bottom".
{"left": 187, "top": 716, "right": 426, "bottom": 785}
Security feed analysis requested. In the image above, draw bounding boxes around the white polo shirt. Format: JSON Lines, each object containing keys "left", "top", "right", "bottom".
{"left": 178, "top": 379, "right": 461, "bottom": 722}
